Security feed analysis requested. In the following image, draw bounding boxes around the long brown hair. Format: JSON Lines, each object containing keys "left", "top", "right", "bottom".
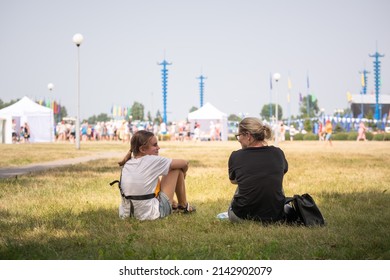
{"left": 118, "top": 130, "right": 155, "bottom": 166}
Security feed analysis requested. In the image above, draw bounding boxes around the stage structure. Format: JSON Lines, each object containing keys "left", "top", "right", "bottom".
{"left": 158, "top": 59, "right": 172, "bottom": 124}
{"left": 197, "top": 74, "right": 207, "bottom": 107}
{"left": 350, "top": 94, "right": 390, "bottom": 119}
{"left": 369, "top": 49, "right": 385, "bottom": 120}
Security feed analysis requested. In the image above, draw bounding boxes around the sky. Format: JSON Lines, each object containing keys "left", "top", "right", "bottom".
{"left": 1, "top": 0, "right": 389, "bottom": 122}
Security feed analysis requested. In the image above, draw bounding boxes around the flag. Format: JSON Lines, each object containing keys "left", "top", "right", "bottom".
{"left": 299, "top": 92, "right": 303, "bottom": 103}
{"left": 361, "top": 73, "right": 365, "bottom": 87}
{"left": 311, "top": 94, "right": 317, "bottom": 102}
{"left": 306, "top": 74, "right": 310, "bottom": 89}
{"left": 288, "top": 77, "right": 292, "bottom": 90}
{"left": 269, "top": 73, "right": 273, "bottom": 90}
{"left": 347, "top": 91, "right": 352, "bottom": 102}
{"left": 287, "top": 93, "right": 290, "bottom": 103}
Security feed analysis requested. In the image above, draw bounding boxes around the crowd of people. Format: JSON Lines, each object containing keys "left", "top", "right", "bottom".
{"left": 11, "top": 119, "right": 30, "bottom": 143}
{"left": 271, "top": 119, "right": 368, "bottom": 145}
{"left": 54, "top": 119, "right": 222, "bottom": 143}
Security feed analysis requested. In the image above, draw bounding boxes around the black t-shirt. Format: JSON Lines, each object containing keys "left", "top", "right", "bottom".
{"left": 228, "top": 146, "right": 288, "bottom": 222}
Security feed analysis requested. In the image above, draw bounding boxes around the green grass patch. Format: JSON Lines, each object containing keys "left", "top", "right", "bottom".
{"left": 1, "top": 141, "right": 390, "bottom": 259}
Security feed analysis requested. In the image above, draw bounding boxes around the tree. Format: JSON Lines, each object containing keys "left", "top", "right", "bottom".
{"left": 0, "top": 98, "right": 19, "bottom": 109}
{"left": 189, "top": 106, "right": 198, "bottom": 113}
{"left": 299, "top": 94, "right": 319, "bottom": 118}
{"left": 87, "top": 113, "right": 110, "bottom": 124}
{"left": 131, "top": 101, "right": 144, "bottom": 120}
{"left": 260, "top": 103, "right": 282, "bottom": 120}
{"left": 228, "top": 114, "right": 242, "bottom": 122}
{"left": 57, "top": 105, "right": 68, "bottom": 120}
{"left": 154, "top": 110, "right": 162, "bottom": 124}
{"left": 303, "top": 119, "right": 312, "bottom": 132}
{"left": 147, "top": 111, "right": 153, "bottom": 122}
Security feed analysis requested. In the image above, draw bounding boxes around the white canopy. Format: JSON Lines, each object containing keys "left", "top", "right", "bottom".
{"left": 0, "top": 96, "right": 55, "bottom": 143}
{"left": 188, "top": 102, "right": 228, "bottom": 141}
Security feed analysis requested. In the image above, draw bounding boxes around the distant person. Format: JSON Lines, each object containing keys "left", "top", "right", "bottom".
{"left": 23, "top": 122, "right": 30, "bottom": 143}
{"left": 12, "top": 119, "right": 17, "bottom": 143}
{"left": 193, "top": 122, "right": 200, "bottom": 141}
{"left": 318, "top": 121, "right": 325, "bottom": 141}
{"left": 227, "top": 117, "right": 288, "bottom": 223}
{"left": 215, "top": 120, "right": 221, "bottom": 141}
{"left": 325, "top": 120, "right": 333, "bottom": 146}
{"left": 289, "top": 125, "right": 296, "bottom": 141}
{"left": 209, "top": 121, "right": 216, "bottom": 141}
{"left": 117, "top": 130, "right": 196, "bottom": 220}
{"left": 159, "top": 122, "right": 167, "bottom": 140}
{"left": 356, "top": 121, "right": 367, "bottom": 141}
{"left": 280, "top": 122, "right": 286, "bottom": 142}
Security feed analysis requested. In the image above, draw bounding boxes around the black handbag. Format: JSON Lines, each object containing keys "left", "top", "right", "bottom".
{"left": 285, "top": 193, "right": 325, "bottom": 226}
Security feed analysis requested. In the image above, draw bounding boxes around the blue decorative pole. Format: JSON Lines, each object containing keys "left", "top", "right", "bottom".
{"left": 369, "top": 49, "right": 384, "bottom": 120}
{"left": 197, "top": 75, "right": 207, "bottom": 107}
{"left": 158, "top": 59, "right": 172, "bottom": 124}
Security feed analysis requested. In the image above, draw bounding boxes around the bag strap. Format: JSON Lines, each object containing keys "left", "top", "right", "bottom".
{"left": 109, "top": 176, "right": 156, "bottom": 201}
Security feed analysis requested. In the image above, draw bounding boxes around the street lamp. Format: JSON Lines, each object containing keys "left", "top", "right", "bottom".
{"left": 273, "top": 73, "right": 281, "bottom": 146}
{"left": 72, "top": 33, "right": 83, "bottom": 150}
{"left": 47, "top": 83, "right": 54, "bottom": 92}
{"left": 47, "top": 83, "right": 55, "bottom": 124}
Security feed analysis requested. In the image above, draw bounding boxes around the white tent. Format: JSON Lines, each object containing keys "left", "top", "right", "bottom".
{"left": 187, "top": 102, "right": 228, "bottom": 141}
{"left": 0, "top": 96, "right": 55, "bottom": 144}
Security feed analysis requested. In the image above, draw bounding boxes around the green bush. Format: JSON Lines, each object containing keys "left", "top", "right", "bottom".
{"left": 366, "top": 132, "right": 374, "bottom": 140}
{"left": 332, "top": 132, "right": 349, "bottom": 141}
{"left": 348, "top": 132, "right": 358, "bottom": 140}
{"left": 372, "top": 133, "right": 390, "bottom": 141}
{"left": 303, "top": 133, "right": 318, "bottom": 141}
{"left": 293, "top": 133, "right": 304, "bottom": 140}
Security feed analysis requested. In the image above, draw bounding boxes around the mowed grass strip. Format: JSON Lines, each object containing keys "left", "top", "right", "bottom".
{"left": 0, "top": 141, "right": 389, "bottom": 259}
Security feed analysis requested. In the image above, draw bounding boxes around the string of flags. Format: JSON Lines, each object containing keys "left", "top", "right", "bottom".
{"left": 36, "top": 99, "right": 61, "bottom": 114}
{"left": 111, "top": 105, "right": 132, "bottom": 118}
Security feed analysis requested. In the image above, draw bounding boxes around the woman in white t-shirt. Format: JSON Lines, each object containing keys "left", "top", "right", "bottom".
{"left": 117, "top": 130, "right": 196, "bottom": 220}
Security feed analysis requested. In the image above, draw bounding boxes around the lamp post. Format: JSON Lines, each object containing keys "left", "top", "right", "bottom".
{"left": 72, "top": 33, "right": 83, "bottom": 150}
{"left": 273, "top": 73, "right": 281, "bottom": 146}
{"left": 47, "top": 83, "right": 55, "bottom": 124}
{"left": 47, "top": 83, "right": 54, "bottom": 92}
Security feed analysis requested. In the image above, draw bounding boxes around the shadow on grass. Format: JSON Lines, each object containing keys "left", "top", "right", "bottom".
{"left": 1, "top": 188, "right": 389, "bottom": 260}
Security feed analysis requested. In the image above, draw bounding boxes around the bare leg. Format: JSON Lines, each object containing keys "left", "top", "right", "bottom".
{"left": 160, "top": 169, "right": 188, "bottom": 206}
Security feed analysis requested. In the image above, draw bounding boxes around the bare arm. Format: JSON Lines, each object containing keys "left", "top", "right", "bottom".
{"left": 170, "top": 159, "right": 189, "bottom": 174}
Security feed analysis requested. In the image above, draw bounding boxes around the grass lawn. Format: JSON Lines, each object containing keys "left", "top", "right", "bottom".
{"left": 0, "top": 140, "right": 389, "bottom": 259}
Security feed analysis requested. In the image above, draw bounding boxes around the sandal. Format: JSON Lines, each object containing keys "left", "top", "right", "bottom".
{"left": 171, "top": 201, "right": 179, "bottom": 212}
{"left": 177, "top": 203, "right": 196, "bottom": 214}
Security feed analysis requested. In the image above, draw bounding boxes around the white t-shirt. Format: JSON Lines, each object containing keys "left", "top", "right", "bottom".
{"left": 119, "top": 155, "right": 172, "bottom": 220}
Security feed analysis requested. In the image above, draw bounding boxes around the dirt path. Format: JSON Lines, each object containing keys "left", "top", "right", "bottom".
{"left": 0, "top": 151, "right": 123, "bottom": 178}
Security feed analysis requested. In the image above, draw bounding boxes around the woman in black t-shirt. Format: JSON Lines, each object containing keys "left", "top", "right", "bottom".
{"left": 228, "top": 117, "right": 288, "bottom": 223}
